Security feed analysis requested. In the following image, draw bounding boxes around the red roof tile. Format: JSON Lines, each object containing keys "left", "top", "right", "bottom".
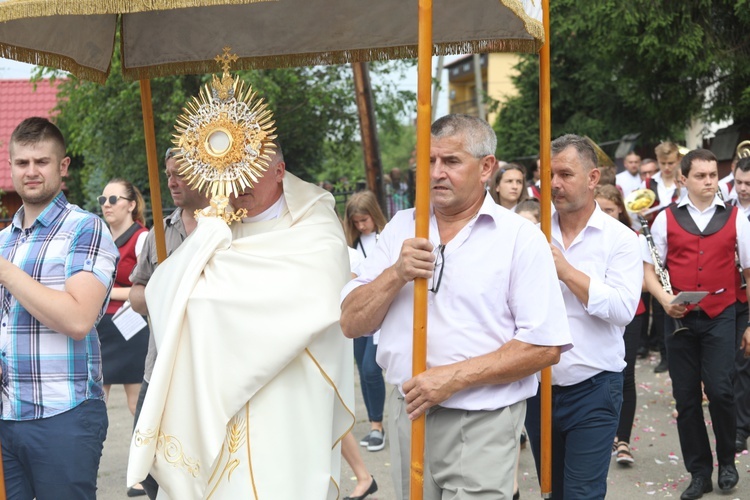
{"left": 0, "top": 79, "right": 63, "bottom": 192}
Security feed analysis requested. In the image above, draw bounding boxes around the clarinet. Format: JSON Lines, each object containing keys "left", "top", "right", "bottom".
{"left": 638, "top": 213, "right": 690, "bottom": 335}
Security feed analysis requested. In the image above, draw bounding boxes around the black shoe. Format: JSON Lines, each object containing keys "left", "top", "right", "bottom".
{"left": 127, "top": 485, "right": 148, "bottom": 497}
{"left": 736, "top": 432, "right": 748, "bottom": 453}
{"left": 344, "top": 476, "right": 378, "bottom": 500}
{"left": 680, "top": 476, "right": 712, "bottom": 500}
{"left": 718, "top": 464, "right": 739, "bottom": 491}
{"left": 654, "top": 358, "right": 668, "bottom": 373}
{"left": 513, "top": 489, "right": 520, "bottom": 500}
{"left": 637, "top": 346, "right": 649, "bottom": 359}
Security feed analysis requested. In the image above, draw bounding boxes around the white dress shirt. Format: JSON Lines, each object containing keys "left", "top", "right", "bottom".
{"left": 736, "top": 200, "right": 750, "bottom": 220}
{"left": 550, "top": 203, "right": 643, "bottom": 386}
{"left": 643, "top": 195, "right": 750, "bottom": 269}
{"left": 342, "top": 193, "right": 572, "bottom": 411}
{"left": 616, "top": 170, "right": 642, "bottom": 198}
{"left": 719, "top": 172, "right": 737, "bottom": 202}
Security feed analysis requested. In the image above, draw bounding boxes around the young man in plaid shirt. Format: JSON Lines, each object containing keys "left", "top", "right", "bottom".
{"left": 0, "top": 117, "right": 118, "bottom": 499}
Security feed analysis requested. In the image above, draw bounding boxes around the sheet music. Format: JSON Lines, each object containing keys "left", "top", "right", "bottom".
{"left": 111, "top": 301, "right": 147, "bottom": 341}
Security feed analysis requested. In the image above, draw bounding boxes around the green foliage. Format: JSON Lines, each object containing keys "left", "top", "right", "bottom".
{"left": 38, "top": 47, "right": 415, "bottom": 213}
{"left": 494, "top": 0, "right": 750, "bottom": 160}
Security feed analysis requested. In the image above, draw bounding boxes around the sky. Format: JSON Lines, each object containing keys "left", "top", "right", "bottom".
{"left": 0, "top": 55, "right": 461, "bottom": 119}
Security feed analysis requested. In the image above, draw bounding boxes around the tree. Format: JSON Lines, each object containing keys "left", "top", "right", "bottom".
{"left": 39, "top": 48, "right": 415, "bottom": 214}
{"left": 494, "top": 0, "right": 750, "bottom": 160}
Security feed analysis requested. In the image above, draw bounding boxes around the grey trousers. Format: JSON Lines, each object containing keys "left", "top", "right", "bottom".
{"left": 387, "top": 387, "right": 525, "bottom": 500}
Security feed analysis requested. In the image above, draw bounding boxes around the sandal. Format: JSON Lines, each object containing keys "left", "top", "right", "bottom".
{"left": 615, "top": 441, "right": 634, "bottom": 465}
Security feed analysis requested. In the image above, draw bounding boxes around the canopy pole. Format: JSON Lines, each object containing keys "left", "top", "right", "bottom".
{"left": 139, "top": 80, "right": 167, "bottom": 264}
{"left": 538, "top": 0, "right": 553, "bottom": 497}
{"left": 0, "top": 439, "right": 6, "bottom": 500}
{"left": 410, "top": 0, "right": 432, "bottom": 499}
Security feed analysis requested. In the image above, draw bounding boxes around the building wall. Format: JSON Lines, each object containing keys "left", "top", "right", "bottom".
{"left": 486, "top": 53, "right": 521, "bottom": 124}
{"left": 447, "top": 53, "right": 521, "bottom": 124}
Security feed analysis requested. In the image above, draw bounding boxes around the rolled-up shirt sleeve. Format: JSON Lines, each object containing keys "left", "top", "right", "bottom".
{"left": 585, "top": 229, "right": 643, "bottom": 327}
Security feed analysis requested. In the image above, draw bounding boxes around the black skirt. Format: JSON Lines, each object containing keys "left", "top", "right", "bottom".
{"left": 98, "top": 312, "right": 149, "bottom": 385}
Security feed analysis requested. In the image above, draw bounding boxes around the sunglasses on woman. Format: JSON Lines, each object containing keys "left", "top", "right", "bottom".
{"left": 98, "top": 195, "right": 132, "bottom": 206}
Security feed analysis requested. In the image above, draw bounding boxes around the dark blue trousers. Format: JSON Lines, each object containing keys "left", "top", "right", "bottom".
{"left": 526, "top": 371, "right": 623, "bottom": 499}
{"left": 0, "top": 399, "right": 107, "bottom": 500}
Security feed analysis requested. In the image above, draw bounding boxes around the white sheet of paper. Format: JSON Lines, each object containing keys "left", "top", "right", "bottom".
{"left": 670, "top": 291, "right": 710, "bottom": 305}
{"left": 111, "top": 301, "right": 147, "bottom": 341}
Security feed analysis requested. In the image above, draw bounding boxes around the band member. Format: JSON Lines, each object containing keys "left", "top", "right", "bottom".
{"left": 641, "top": 141, "right": 683, "bottom": 212}
{"left": 732, "top": 157, "right": 750, "bottom": 452}
{"left": 643, "top": 149, "right": 750, "bottom": 500}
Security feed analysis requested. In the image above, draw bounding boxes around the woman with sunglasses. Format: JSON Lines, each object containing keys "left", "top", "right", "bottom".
{"left": 97, "top": 180, "right": 149, "bottom": 414}
{"left": 490, "top": 163, "right": 529, "bottom": 212}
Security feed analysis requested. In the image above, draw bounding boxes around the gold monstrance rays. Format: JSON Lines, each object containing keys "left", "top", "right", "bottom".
{"left": 172, "top": 47, "right": 277, "bottom": 202}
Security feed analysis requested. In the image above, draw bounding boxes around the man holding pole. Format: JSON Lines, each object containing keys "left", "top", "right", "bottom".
{"left": 341, "top": 114, "right": 571, "bottom": 499}
{"left": 525, "top": 134, "right": 642, "bottom": 499}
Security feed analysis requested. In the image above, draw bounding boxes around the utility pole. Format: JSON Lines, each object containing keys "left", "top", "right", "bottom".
{"left": 352, "top": 61, "right": 386, "bottom": 211}
{"left": 473, "top": 54, "right": 485, "bottom": 121}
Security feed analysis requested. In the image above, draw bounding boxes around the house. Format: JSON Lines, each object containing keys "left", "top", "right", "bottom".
{"left": 445, "top": 53, "right": 521, "bottom": 125}
{"left": 0, "top": 79, "right": 63, "bottom": 224}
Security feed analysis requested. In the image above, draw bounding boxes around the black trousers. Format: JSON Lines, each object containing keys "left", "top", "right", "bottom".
{"left": 734, "top": 300, "right": 750, "bottom": 437}
{"left": 666, "top": 305, "right": 736, "bottom": 478}
{"left": 618, "top": 313, "right": 643, "bottom": 442}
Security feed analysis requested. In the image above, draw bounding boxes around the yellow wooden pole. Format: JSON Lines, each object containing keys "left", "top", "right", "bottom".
{"left": 0, "top": 438, "right": 6, "bottom": 500}
{"left": 410, "top": 0, "right": 432, "bottom": 498}
{"left": 539, "top": 0, "right": 553, "bottom": 497}
{"left": 139, "top": 80, "right": 167, "bottom": 264}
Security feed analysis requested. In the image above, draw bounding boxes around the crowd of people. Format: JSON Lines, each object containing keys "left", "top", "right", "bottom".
{"left": 0, "top": 113, "right": 748, "bottom": 500}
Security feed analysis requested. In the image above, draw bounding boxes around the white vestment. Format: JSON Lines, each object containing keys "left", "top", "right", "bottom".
{"left": 127, "top": 173, "right": 354, "bottom": 499}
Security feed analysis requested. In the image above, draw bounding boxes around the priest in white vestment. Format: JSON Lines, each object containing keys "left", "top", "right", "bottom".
{"left": 127, "top": 148, "right": 354, "bottom": 500}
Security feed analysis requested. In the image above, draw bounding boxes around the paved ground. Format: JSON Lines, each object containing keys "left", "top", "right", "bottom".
{"left": 98, "top": 351, "right": 750, "bottom": 499}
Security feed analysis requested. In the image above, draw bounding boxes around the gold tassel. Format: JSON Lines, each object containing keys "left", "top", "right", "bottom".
{"left": 0, "top": 42, "right": 109, "bottom": 84}
{"left": 121, "top": 39, "right": 540, "bottom": 82}
{"left": 498, "top": 0, "right": 546, "bottom": 48}
{"left": 0, "top": 0, "right": 270, "bottom": 23}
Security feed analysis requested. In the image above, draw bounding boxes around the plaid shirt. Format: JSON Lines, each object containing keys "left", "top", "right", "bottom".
{"left": 0, "top": 193, "right": 118, "bottom": 420}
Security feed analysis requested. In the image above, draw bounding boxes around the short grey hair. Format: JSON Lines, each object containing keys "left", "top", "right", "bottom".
{"left": 431, "top": 114, "right": 497, "bottom": 158}
{"left": 551, "top": 134, "right": 597, "bottom": 171}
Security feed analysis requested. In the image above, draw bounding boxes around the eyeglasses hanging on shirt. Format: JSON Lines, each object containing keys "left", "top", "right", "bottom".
{"left": 429, "top": 244, "right": 446, "bottom": 293}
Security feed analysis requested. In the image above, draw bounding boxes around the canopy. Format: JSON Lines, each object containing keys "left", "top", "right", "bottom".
{"left": 1, "top": 0, "right": 543, "bottom": 84}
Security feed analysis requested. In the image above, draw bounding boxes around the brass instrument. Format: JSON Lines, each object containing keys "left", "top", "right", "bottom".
{"left": 584, "top": 136, "right": 615, "bottom": 168}
{"left": 625, "top": 189, "right": 690, "bottom": 334}
{"left": 737, "top": 140, "right": 750, "bottom": 159}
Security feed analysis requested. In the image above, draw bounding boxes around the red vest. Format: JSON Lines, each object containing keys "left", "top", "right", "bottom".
{"left": 665, "top": 204, "right": 738, "bottom": 318}
{"left": 106, "top": 222, "right": 148, "bottom": 314}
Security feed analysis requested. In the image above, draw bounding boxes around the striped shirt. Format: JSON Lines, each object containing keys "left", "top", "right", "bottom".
{"left": 0, "top": 193, "right": 118, "bottom": 420}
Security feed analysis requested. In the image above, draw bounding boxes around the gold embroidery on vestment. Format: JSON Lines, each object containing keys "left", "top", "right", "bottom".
{"left": 207, "top": 412, "right": 253, "bottom": 499}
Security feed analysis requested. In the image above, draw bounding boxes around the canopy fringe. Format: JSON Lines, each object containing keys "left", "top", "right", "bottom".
{"left": 0, "top": 0, "right": 272, "bottom": 23}
{"left": 122, "top": 39, "right": 540, "bottom": 82}
{"left": 0, "top": 43, "right": 108, "bottom": 83}
{"left": 498, "top": 0, "right": 545, "bottom": 49}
